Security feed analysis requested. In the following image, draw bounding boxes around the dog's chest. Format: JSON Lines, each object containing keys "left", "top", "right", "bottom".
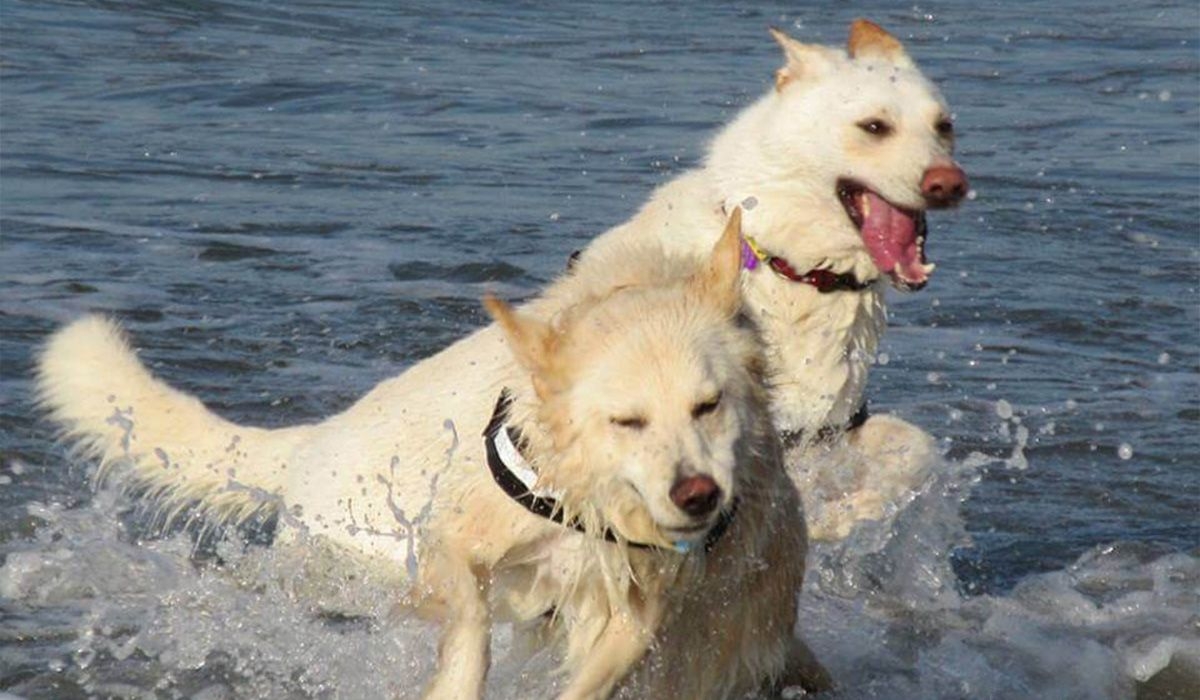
{"left": 489, "top": 536, "right": 622, "bottom": 621}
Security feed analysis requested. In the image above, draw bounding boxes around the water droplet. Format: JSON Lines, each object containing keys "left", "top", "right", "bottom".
{"left": 741, "top": 195, "right": 758, "bottom": 210}
{"left": 1158, "top": 352, "right": 1170, "bottom": 365}
{"left": 995, "top": 399, "right": 1013, "bottom": 420}
{"left": 1118, "top": 443, "right": 1133, "bottom": 460}
{"left": 877, "top": 352, "right": 889, "bottom": 365}
{"left": 1158, "top": 90, "right": 1172, "bottom": 101}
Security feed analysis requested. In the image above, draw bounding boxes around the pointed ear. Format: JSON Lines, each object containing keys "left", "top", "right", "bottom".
{"left": 847, "top": 19, "right": 914, "bottom": 68}
{"left": 483, "top": 294, "right": 555, "bottom": 378}
{"left": 769, "top": 26, "right": 837, "bottom": 91}
{"left": 690, "top": 208, "right": 743, "bottom": 315}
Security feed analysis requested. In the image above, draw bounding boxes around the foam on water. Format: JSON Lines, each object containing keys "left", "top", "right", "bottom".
{"left": 0, "top": 487, "right": 565, "bottom": 699}
{"left": 2, "top": 452, "right": 1195, "bottom": 699}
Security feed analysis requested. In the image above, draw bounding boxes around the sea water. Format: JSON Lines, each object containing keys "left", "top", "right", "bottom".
{"left": 1, "top": 1, "right": 1196, "bottom": 697}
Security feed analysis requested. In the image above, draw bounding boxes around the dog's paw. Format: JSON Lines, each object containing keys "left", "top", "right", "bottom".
{"left": 792, "top": 415, "right": 937, "bottom": 541}
{"left": 849, "top": 414, "right": 937, "bottom": 480}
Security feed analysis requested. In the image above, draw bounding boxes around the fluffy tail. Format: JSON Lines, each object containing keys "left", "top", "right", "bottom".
{"left": 36, "top": 316, "right": 306, "bottom": 528}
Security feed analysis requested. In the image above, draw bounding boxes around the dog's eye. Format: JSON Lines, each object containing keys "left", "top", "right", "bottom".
{"left": 935, "top": 119, "right": 954, "bottom": 137}
{"left": 857, "top": 118, "right": 893, "bottom": 137}
{"left": 691, "top": 392, "right": 722, "bottom": 419}
{"left": 611, "top": 415, "right": 647, "bottom": 430}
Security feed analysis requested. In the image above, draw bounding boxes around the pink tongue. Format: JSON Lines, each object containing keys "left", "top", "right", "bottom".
{"left": 860, "top": 191, "right": 926, "bottom": 283}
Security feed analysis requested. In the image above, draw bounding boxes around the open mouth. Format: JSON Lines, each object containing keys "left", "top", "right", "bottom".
{"left": 837, "top": 178, "right": 933, "bottom": 291}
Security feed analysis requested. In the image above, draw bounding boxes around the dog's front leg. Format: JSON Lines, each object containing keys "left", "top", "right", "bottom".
{"left": 557, "top": 599, "right": 660, "bottom": 700}
{"left": 419, "top": 557, "right": 492, "bottom": 700}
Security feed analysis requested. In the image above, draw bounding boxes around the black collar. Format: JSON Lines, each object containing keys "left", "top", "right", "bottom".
{"left": 780, "top": 402, "right": 870, "bottom": 451}
{"left": 483, "top": 389, "right": 736, "bottom": 554}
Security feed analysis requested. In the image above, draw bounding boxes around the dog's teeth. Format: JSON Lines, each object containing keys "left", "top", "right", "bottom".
{"left": 922, "top": 262, "right": 936, "bottom": 275}
{"left": 860, "top": 193, "right": 871, "bottom": 217}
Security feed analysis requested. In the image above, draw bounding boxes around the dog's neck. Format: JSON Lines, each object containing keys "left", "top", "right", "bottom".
{"left": 744, "top": 274, "right": 884, "bottom": 438}
{"left": 706, "top": 94, "right": 838, "bottom": 216}
{"left": 740, "top": 233, "right": 875, "bottom": 292}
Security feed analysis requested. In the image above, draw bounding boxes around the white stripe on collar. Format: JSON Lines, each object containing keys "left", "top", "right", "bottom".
{"left": 495, "top": 423, "right": 563, "bottom": 500}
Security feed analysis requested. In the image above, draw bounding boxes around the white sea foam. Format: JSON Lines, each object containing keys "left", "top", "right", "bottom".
{"left": 1, "top": 456, "right": 1196, "bottom": 699}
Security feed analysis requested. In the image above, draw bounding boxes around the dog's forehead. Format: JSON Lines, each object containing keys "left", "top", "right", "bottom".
{"left": 571, "top": 315, "right": 730, "bottom": 407}
{"left": 816, "top": 59, "right": 947, "bottom": 114}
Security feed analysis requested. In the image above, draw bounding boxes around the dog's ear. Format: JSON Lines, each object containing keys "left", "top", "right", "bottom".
{"left": 847, "top": 19, "right": 914, "bottom": 69}
{"left": 484, "top": 295, "right": 558, "bottom": 398}
{"left": 769, "top": 26, "right": 837, "bottom": 91}
{"left": 690, "top": 207, "right": 743, "bottom": 315}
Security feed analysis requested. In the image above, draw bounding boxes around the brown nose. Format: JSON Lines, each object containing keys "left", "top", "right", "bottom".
{"left": 669, "top": 475, "right": 721, "bottom": 517}
{"left": 921, "top": 163, "right": 969, "bottom": 208}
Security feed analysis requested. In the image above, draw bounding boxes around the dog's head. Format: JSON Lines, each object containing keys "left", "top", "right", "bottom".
{"left": 731, "top": 19, "right": 969, "bottom": 290}
{"left": 485, "top": 212, "right": 764, "bottom": 551}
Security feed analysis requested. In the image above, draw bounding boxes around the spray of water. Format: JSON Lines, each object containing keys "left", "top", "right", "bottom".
{"left": 1, "top": 442, "right": 1196, "bottom": 698}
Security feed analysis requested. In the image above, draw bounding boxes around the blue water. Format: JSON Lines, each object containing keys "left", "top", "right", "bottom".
{"left": 1, "top": 1, "right": 1197, "bottom": 698}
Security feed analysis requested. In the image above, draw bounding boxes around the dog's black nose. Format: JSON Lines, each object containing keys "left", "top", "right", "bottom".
{"left": 670, "top": 475, "right": 721, "bottom": 517}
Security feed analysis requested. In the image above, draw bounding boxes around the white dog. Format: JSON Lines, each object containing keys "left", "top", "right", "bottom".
{"left": 581, "top": 19, "right": 968, "bottom": 538}
{"left": 39, "top": 214, "right": 829, "bottom": 698}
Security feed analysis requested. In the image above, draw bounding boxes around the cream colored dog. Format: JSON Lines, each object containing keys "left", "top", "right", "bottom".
{"left": 38, "top": 214, "right": 829, "bottom": 698}
{"left": 582, "top": 19, "right": 968, "bottom": 538}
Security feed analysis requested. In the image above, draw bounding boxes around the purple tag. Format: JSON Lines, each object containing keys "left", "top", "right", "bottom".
{"left": 740, "top": 239, "right": 759, "bottom": 270}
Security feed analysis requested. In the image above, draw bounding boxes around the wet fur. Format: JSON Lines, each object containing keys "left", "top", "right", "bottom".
{"left": 459, "top": 226, "right": 823, "bottom": 697}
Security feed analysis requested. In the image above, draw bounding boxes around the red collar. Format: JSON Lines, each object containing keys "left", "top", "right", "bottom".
{"left": 741, "top": 235, "right": 874, "bottom": 293}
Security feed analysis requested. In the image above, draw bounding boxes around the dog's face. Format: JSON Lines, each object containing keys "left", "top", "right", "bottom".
{"left": 760, "top": 20, "right": 969, "bottom": 290}
{"left": 557, "top": 295, "right": 748, "bottom": 548}
{"left": 486, "top": 213, "right": 760, "bottom": 550}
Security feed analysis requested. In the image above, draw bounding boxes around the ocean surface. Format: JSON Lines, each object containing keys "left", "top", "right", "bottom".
{"left": 1, "top": 1, "right": 1197, "bottom": 698}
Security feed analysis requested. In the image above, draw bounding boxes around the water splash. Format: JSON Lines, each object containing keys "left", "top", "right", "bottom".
{"left": 801, "top": 454, "right": 1200, "bottom": 699}
{"left": 1, "top": 452, "right": 1196, "bottom": 698}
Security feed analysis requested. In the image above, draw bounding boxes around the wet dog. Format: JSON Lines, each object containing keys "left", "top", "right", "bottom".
{"left": 580, "top": 19, "right": 968, "bottom": 538}
{"left": 38, "top": 214, "right": 829, "bottom": 698}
